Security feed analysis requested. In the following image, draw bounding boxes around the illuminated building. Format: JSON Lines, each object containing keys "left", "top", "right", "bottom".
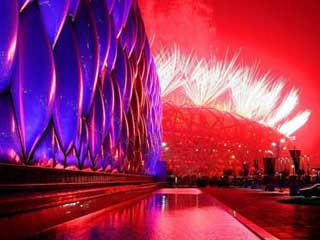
{"left": 0, "top": 0, "right": 162, "bottom": 175}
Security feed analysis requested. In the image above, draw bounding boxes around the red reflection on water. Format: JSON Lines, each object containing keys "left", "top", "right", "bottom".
{"left": 40, "top": 189, "right": 259, "bottom": 240}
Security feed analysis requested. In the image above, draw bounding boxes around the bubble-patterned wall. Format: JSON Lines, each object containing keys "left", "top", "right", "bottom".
{"left": 0, "top": 0, "right": 162, "bottom": 175}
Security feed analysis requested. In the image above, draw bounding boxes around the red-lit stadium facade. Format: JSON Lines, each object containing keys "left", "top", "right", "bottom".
{"left": 162, "top": 103, "right": 295, "bottom": 177}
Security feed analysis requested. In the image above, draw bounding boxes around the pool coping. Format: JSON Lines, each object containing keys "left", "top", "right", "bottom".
{"left": 204, "top": 190, "right": 279, "bottom": 240}
{"left": 36, "top": 187, "right": 279, "bottom": 240}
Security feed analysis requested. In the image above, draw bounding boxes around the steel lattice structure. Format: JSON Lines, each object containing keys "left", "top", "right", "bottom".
{"left": 0, "top": 0, "right": 162, "bottom": 175}
{"left": 162, "top": 104, "right": 290, "bottom": 177}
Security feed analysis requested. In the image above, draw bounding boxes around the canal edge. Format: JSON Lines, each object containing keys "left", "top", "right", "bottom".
{"left": 204, "top": 191, "right": 280, "bottom": 240}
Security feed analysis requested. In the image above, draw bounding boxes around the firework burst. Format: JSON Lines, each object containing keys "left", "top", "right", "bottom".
{"left": 156, "top": 46, "right": 198, "bottom": 97}
{"left": 155, "top": 46, "right": 311, "bottom": 136}
{"left": 278, "top": 110, "right": 311, "bottom": 136}
{"left": 184, "top": 54, "right": 239, "bottom": 106}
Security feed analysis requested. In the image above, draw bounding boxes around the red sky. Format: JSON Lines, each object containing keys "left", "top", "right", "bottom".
{"left": 138, "top": 0, "right": 320, "bottom": 164}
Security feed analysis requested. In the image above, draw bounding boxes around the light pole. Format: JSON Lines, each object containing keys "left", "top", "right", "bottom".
{"left": 271, "top": 137, "right": 287, "bottom": 173}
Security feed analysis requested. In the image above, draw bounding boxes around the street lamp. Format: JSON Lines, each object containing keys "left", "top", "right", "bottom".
{"left": 291, "top": 164, "right": 295, "bottom": 176}
{"left": 271, "top": 138, "right": 287, "bottom": 172}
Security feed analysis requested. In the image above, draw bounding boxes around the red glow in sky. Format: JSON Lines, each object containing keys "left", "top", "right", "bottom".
{"left": 139, "top": 0, "right": 320, "bottom": 164}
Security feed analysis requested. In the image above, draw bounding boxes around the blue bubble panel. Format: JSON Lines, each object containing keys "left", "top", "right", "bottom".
{"left": 74, "top": 0, "right": 99, "bottom": 115}
{"left": 120, "top": 8, "right": 138, "bottom": 57}
{"left": 132, "top": 11, "right": 146, "bottom": 62}
{"left": 102, "top": 73, "right": 114, "bottom": 137}
{"left": 0, "top": 94, "right": 22, "bottom": 164}
{"left": 38, "top": 0, "right": 70, "bottom": 47}
{"left": 82, "top": 152, "right": 93, "bottom": 170}
{"left": 106, "top": 0, "right": 115, "bottom": 14}
{"left": 130, "top": 88, "right": 141, "bottom": 124}
{"left": 88, "top": 87, "right": 106, "bottom": 160}
{"left": 106, "top": 18, "right": 118, "bottom": 71}
{"left": 54, "top": 138, "right": 65, "bottom": 168}
{"left": 120, "top": 112, "right": 129, "bottom": 157}
{"left": 113, "top": 45, "right": 127, "bottom": 99}
{"left": 53, "top": 17, "right": 82, "bottom": 153}
{"left": 112, "top": 0, "right": 131, "bottom": 38}
{"left": 33, "top": 124, "right": 55, "bottom": 167}
{"left": 79, "top": 121, "right": 89, "bottom": 167}
{"left": 94, "top": 148, "right": 106, "bottom": 171}
{"left": 19, "top": 0, "right": 33, "bottom": 11}
{"left": 65, "top": 148, "right": 79, "bottom": 169}
{"left": 92, "top": 0, "right": 111, "bottom": 75}
{"left": 102, "top": 132, "right": 114, "bottom": 172}
{"left": 111, "top": 78, "right": 123, "bottom": 145}
{"left": 12, "top": 4, "right": 56, "bottom": 160}
{"left": 0, "top": 0, "right": 18, "bottom": 93}
{"left": 68, "top": 0, "right": 80, "bottom": 20}
{"left": 129, "top": 55, "right": 138, "bottom": 82}
{"left": 122, "top": 57, "right": 133, "bottom": 113}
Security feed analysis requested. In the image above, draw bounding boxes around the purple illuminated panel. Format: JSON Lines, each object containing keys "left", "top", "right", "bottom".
{"left": 12, "top": 4, "right": 56, "bottom": 160}
{"left": 74, "top": 0, "right": 99, "bottom": 116}
{"left": 0, "top": 94, "right": 21, "bottom": 164}
{"left": 53, "top": 17, "right": 82, "bottom": 154}
{"left": 0, "top": 0, "right": 162, "bottom": 175}
{"left": 91, "top": 0, "right": 111, "bottom": 75}
{"left": 38, "top": 0, "right": 70, "bottom": 47}
{"left": 0, "top": 0, "right": 18, "bottom": 92}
